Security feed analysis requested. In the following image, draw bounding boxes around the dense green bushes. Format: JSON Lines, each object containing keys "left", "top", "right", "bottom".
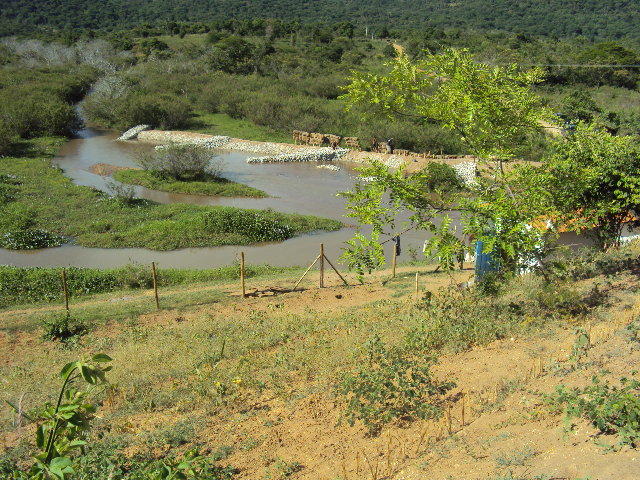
{"left": 202, "top": 208, "right": 294, "bottom": 242}
{"left": 2, "top": 0, "right": 639, "bottom": 40}
{"left": 0, "top": 230, "right": 66, "bottom": 249}
{"left": 546, "top": 376, "right": 640, "bottom": 448}
{"left": 419, "top": 162, "right": 465, "bottom": 192}
{"left": 136, "top": 144, "right": 221, "bottom": 181}
{"left": 338, "top": 334, "right": 456, "bottom": 434}
{"left": 82, "top": 84, "right": 193, "bottom": 130}
{"left": 0, "top": 66, "right": 97, "bottom": 154}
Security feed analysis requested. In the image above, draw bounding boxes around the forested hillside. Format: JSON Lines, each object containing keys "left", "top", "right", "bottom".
{"left": 1, "top": 0, "right": 638, "bottom": 39}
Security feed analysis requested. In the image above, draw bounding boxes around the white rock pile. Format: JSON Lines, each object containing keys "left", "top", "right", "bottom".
{"left": 382, "top": 156, "right": 404, "bottom": 169}
{"left": 118, "top": 125, "right": 151, "bottom": 140}
{"left": 246, "top": 147, "right": 349, "bottom": 164}
{"left": 225, "top": 141, "right": 297, "bottom": 155}
{"left": 452, "top": 161, "right": 478, "bottom": 186}
{"left": 154, "top": 136, "right": 231, "bottom": 151}
{"left": 317, "top": 164, "right": 341, "bottom": 171}
{"left": 358, "top": 176, "right": 376, "bottom": 183}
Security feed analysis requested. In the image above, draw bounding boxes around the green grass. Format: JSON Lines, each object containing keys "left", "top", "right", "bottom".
{"left": 0, "top": 263, "right": 300, "bottom": 308}
{"left": 0, "top": 138, "right": 341, "bottom": 250}
{"left": 113, "top": 169, "right": 268, "bottom": 197}
{"left": 191, "top": 112, "right": 293, "bottom": 144}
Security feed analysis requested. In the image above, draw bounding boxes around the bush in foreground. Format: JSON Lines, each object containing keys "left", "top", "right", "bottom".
{"left": 337, "top": 334, "right": 456, "bottom": 435}
{"left": 136, "top": 144, "right": 221, "bottom": 182}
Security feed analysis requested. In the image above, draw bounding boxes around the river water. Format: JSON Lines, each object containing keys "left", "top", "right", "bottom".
{"left": 0, "top": 127, "right": 432, "bottom": 269}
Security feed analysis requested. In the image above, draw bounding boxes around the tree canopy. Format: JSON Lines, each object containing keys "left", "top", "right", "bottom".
{"left": 340, "top": 49, "right": 640, "bottom": 275}
{"left": 539, "top": 123, "right": 640, "bottom": 249}
{"left": 342, "top": 49, "right": 549, "bottom": 161}
{"left": 1, "top": 0, "right": 638, "bottom": 40}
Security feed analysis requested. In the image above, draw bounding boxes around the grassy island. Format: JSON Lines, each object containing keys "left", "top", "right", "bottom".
{"left": 113, "top": 169, "right": 268, "bottom": 197}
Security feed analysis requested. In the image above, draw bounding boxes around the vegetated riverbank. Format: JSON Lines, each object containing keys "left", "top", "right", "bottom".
{"left": 112, "top": 169, "right": 268, "bottom": 197}
{"left": 0, "top": 137, "right": 342, "bottom": 251}
{"left": 2, "top": 243, "right": 640, "bottom": 479}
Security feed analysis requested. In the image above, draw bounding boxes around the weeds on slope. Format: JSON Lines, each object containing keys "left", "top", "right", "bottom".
{"left": 1, "top": 243, "right": 637, "bottom": 472}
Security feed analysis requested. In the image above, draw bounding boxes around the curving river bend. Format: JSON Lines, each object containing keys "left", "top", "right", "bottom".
{"left": 0, "top": 127, "right": 434, "bottom": 269}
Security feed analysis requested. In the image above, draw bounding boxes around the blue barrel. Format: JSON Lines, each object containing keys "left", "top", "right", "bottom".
{"left": 474, "top": 240, "right": 500, "bottom": 279}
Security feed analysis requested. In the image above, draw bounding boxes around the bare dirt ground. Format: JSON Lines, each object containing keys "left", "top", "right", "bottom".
{"left": 114, "top": 277, "right": 639, "bottom": 479}
{"left": 186, "top": 284, "right": 640, "bottom": 480}
{"left": 91, "top": 163, "right": 131, "bottom": 176}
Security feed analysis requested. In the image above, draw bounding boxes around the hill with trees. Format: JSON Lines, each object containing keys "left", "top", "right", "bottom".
{"left": 1, "top": 0, "right": 638, "bottom": 40}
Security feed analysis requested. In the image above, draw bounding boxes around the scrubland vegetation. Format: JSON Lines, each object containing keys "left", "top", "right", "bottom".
{"left": 2, "top": 1, "right": 638, "bottom": 40}
{"left": 1, "top": 23, "right": 639, "bottom": 158}
{"left": 1, "top": 7, "right": 640, "bottom": 479}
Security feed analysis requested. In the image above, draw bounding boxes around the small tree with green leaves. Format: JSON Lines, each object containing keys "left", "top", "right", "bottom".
{"left": 6, "top": 354, "right": 112, "bottom": 479}
{"left": 340, "top": 48, "right": 554, "bottom": 273}
{"left": 537, "top": 123, "right": 640, "bottom": 250}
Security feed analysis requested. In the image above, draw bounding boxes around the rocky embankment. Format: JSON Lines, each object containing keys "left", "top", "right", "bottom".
{"left": 247, "top": 147, "right": 349, "bottom": 164}
{"left": 121, "top": 127, "right": 477, "bottom": 183}
{"left": 452, "top": 161, "right": 478, "bottom": 185}
{"left": 118, "top": 125, "right": 151, "bottom": 140}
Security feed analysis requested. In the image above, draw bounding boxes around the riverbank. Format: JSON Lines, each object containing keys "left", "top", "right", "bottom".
{"left": 0, "top": 263, "right": 300, "bottom": 308}
{"left": 131, "top": 129, "right": 476, "bottom": 174}
{"left": 0, "top": 137, "right": 342, "bottom": 252}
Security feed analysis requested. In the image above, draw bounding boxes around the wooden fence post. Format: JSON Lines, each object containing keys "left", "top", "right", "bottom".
{"left": 292, "top": 254, "right": 321, "bottom": 291}
{"left": 152, "top": 262, "right": 159, "bottom": 310}
{"left": 61, "top": 268, "right": 69, "bottom": 311}
{"left": 392, "top": 244, "right": 397, "bottom": 278}
{"left": 323, "top": 254, "right": 349, "bottom": 286}
{"left": 461, "top": 394, "right": 466, "bottom": 427}
{"left": 320, "top": 243, "right": 325, "bottom": 288}
{"left": 240, "top": 251, "right": 246, "bottom": 298}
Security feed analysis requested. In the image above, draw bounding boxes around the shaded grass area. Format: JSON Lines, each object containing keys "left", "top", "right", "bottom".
{"left": 113, "top": 169, "right": 268, "bottom": 197}
{"left": 0, "top": 263, "right": 299, "bottom": 308}
{"left": 191, "top": 112, "right": 293, "bottom": 144}
{"left": 0, "top": 138, "right": 341, "bottom": 250}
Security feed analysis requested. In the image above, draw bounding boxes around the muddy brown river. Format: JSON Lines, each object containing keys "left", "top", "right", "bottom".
{"left": 0, "top": 127, "right": 435, "bottom": 269}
